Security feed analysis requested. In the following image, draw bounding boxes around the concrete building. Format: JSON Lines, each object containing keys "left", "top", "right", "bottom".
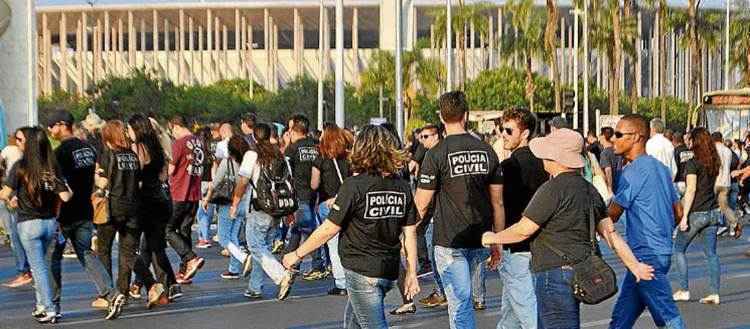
{"left": 0, "top": 0, "right": 37, "bottom": 132}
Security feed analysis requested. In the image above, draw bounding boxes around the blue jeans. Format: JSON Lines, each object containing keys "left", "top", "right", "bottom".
{"left": 17, "top": 219, "right": 58, "bottom": 312}
{"left": 425, "top": 220, "right": 445, "bottom": 296}
{"left": 610, "top": 255, "right": 685, "bottom": 329}
{"left": 534, "top": 266, "right": 579, "bottom": 329}
{"left": 434, "top": 246, "right": 489, "bottom": 329}
{"left": 217, "top": 203, "right": 245, "bottom": 274}
{"left": 321, "top": 202, "right": 346, "bottom": 289}
{"left": 673, "top": 208, "right": 720, "bottom": 295}
{"left": 286, "top": 201, "right": 325, "bottom": 271}
{"left": 0, "top": 206, "right": 29, "bottom": 274}
{"left": 498, "top": 251, "right": 537, "bottom": 329}
{"left": 246, "top": 209, "right": 286, "bottom": 293}
{"left": 343, "top": 269, "right": 394, "bottom": 329}
{"left": 196, "top": 203, "right": 215, "bottom": 241}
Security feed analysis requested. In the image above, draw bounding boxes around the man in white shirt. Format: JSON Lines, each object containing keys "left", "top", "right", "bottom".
{"left": 713, "top": 132, "right": 741, "bottom": 236}
{"left": 646, "top": 118, "right": 677, "bottom": 180}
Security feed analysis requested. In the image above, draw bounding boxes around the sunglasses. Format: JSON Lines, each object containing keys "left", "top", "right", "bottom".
{"left": 614, "top": 131, "right": 638, "bottom": 139}
{"left": 501, "top": 127, "right": 514, "bottom": 135}
{"left": 419, "top": 133, "right": 436, "bottom": 140}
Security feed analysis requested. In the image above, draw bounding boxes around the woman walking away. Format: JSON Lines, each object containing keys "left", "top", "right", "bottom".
{"left": 0, "top": 127, "right": 72, "bottom": 323}
{"left": 673, "top": 127, "right": 723, "bottom": 304}
{"left": 95, "top": 120, "right": 167, "bottom": 318}
{"left": 283, "top": 125, "right": 420, "bottom": 329}
{"left": 127, "top": 114, "right": 182, "bottom": 301}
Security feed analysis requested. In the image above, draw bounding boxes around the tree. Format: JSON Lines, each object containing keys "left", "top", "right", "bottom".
{"left": 544, "top": 0, "right": 561, "bottom": 113}
{"left": 643, "top": 0, "right": 668, "bottom": 120}
{"left": 503, "top": 0, "right": 546, "bottom": 111}
{"left": 359, "top": 50, "right": 394, "bottom": 116}
{"left": 623, "top": 0, "right": 638, "bottom": 113}
{"left": 730, "top": 13, "right": 750, "bottom": 87}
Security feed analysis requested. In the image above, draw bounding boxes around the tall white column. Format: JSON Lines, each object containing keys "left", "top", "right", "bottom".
{"left": 0, "top": 0, "right": 37, "bottom": 128}
{"left": 335, "top": 0, "right": 345, "bottom": 127}
{"left": 396, "top": 0, "right": 404, "bottom": 137}
{"left": 446, "top": 0, "right": 452, "bottom": 91}
{"left": 318, "top": 0, "right": 325, "bottom": 130}
{"left": 583, "top": 0, "right": 589, "bottom": 136}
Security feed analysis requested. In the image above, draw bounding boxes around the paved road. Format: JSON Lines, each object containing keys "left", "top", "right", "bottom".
{"left": 2, "top": 229, "right": 750, "bottom": 329}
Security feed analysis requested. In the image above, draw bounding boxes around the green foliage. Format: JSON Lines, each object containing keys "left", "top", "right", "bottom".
{"left": 630, "top": 97, "right": 690, "bottom": 131}
{"left": 465, "top": 67, "right": 555, "bottom": 112}
{"left": 91, "top": 68, "right": 171, "bottom": 120}
{"left": 38, "top": 90, "right": 90, "bottom": 125}
{"left": 164, "top": 84, "right": 257, "bottom": 123}
{"left": 413, "top": 94, "right": 440, "bottom": 124}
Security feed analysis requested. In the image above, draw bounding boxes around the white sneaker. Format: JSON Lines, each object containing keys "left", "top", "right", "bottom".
{"left": 673, "top": 290, "right": 690, "bottom": 302}
{"left": 699, "top": 294, "right": 720, "bottom": 305}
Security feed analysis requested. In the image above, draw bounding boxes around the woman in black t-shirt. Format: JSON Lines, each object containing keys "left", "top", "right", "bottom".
{"left": 311, "top": 123, "right": 353, "bottom": 296}
{"left": 673, "top": 127, "right": 723, "bottom": 304}
{"left": 283, "top": 125, "right": 420, "bottom": 329}
{"left": 95, "top": 120, "right": 166, "bottom": 318}
{"left": 0, "top": 127, "right": 71, "bottom": 324}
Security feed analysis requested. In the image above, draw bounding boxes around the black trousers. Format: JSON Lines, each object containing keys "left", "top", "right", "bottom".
{"left": 136, "top": 198, "right": 177, "bottom": 287}
{"left": 165, "top": 201, "right": 199, "bottom": 266}
{"left": 96, "top": 217, "right": 156, "bottom": 294}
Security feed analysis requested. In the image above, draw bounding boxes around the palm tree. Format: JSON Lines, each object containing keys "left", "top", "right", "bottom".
{"left": 730, "top": 13, "right": 750, "bottom": 87}
{"left": 643, "top": 0, "right": 668, "bottom": 120}
{"left": 544, "top": 0, "right": 561, "bottom": 112}
{"left": 360, "top": 50, "right": 395, "bottom": 117}
{"left": 502, "top": 0, "right": 546, "bottom": 111}
{"left": 623, "top": 0, "right": 638, "bottom": 113}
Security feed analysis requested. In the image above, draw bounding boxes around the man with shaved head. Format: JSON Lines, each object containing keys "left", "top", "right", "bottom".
{"left": 607, "top": 114, "right": 686, "bottom": 329}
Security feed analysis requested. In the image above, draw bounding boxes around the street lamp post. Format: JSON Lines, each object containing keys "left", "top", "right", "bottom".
{"left": 571, "top": 8, "right": 580, "bottom": 130}
{"left": 724, "top": 0, "right": 730, "bottom": 90}
{"left": 583, "top": 0, "right": 589, "bottom": 136}
{"left": 335, "top": 0, "right": 345, "bottom": 128}
{"left": 396, "top": 0, "right": 404, "bottom": 138}
{"left": 317, "top": 0, "right": 324, "bottom": 130}
{"left": 446, "top": 0, "right": 452, "bottom": 92}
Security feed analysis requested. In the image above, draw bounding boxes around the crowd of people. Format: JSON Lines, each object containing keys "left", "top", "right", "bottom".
{"left": 0, "top": 90, "right": 746, "bottom": 328}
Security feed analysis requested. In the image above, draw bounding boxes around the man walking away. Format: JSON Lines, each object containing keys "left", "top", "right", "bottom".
{"left": 646, "top": 118, "right": 677, "bottom": 180}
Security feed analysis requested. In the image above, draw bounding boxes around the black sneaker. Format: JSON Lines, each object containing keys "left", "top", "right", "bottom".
{"left": 327, "top": 287, "right": 347, "bottom": 296}
{"left": 106, "top": 293, "right": 126, "bottom": 320}
{"left": 277, "top": 271, "right": 296, "bottom": 301}
{"left": 168, "top": 284, "right": 183, "bottom": 301}
{"left": 243, "top": 290, "right": 263, "bottom": 299}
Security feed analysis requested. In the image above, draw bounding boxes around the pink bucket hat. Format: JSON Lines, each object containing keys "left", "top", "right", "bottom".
{"left": 529, "top": 128, "right": 585, "bottom": 169}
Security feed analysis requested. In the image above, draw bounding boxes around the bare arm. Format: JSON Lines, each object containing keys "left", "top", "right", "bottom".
{"left": 608, "top": 202, "right": 624, "bottom": 223}
{"left": 287, "top": 219, "right": 341, "bottom": 261}
{"left": 597, "top": 217, "right": 655, "bottom": 281}
{"left": 311, "top": 167, "right": 321, "bottom": 191}
{"left": 401, "top": 224, "right": 421, "bottom": 299}
{"left": 482, "top": 217, "right": 540, "bottom": 246}
{"left": 604, "top": 167, "right": 614, "bottom": 191}
{"left": 680, "top": 174, "right": 697, "bottom": 229}
{"left": 414, "top": 188, "right": 436, "bottom": 226}
{"left": 489, "top": 184, "right": 505, "bottom": 233}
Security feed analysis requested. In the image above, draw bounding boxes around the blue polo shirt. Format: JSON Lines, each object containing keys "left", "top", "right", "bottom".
{"left": 613, "top": 154, "right": 679, "bottom": 257}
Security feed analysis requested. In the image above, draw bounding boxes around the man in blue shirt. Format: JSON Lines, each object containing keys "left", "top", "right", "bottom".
{"left": 607, "top": 114, "right": 686, "bottom": 329}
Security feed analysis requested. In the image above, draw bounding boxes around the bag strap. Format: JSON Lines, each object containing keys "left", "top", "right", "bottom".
{"left": 538, "top": 192, "right": 599, "bottom": 264}
{"left": 332, "top": 158, "right": 344, "bottom": 184}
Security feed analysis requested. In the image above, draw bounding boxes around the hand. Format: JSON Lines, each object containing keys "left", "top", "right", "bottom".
{"left": 629, "top": 262, "right": 655, "bottom": 282}
{"left": 201, "top": 199, "right": 209, "bottom": 211}
{"left": 324, "top": 198, "right": 336, "bottom": 209}
{"left": 481, "top": 231, "right": 497, "bottom": 248}
{"left": 282, "top": 252, "right": 301, "bottom": 270}
{"left": 488, "top": 245, "right": 502, "bottom": 270}
{"left": 732, "top": 170, "right": 742, "bottom": 178}
{"left": 8, "top": 196, "right": 18, "bottom": 209}
{"left": 403, "top": 273, "right": 421, "bottom": 300}
{"left": 229, "top": 205, "right": 237, "bottom": 219}
{"left": 678, "top": 218, "right": 688, "bottom": 232}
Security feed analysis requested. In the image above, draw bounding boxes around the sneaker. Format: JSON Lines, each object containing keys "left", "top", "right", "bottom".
{"left": 277, "top": 271, "right": 296, "bottom": 301}
{"left": 106, "top": 293, "right": 126, "bottom": 320}
{"left": 168, "top": 284, "right": 183, "bottom": 301}
{"left": 271, "top": 240, "right": 284, "bottom": 254}
{"left": 220, "top": 248, "right": 230, "bottom": 257}
{"left": 196, "top": 240, "right": 212, "bottom": 249}
{"left": 221, "top": 271, "right": 240, "bottom": 280}
{"left": 91, "top": 297, "right": 110, "bottom": 309}
{"left": 302, "top": 269, "right": 326, "bottom": 281}
{"left": 175, "top": 272, "right": 193, "bottom": 285}
{"left": 243, "top": 290, "right": 263, "bottom": 299}
{"left": 473, "top": 301, "right": 486, "bottom": 311}
{"left": 31, "top": 305, "right": 46, "bottom": 318}
{"left": 36, "top": 312, "right": 58, "bottom": 324}
{"left": 3, "top": 272, "right": 33, "bottom": 288}
{"left": 699, "top": 294, "right": 720, "bottom": 305}
{"left": 241, "top": 255, "right": 253, "bottom": 278}
{"left": 717, "top": 226, "right": 729, "bottom": 236}
{"left": 147, "top": 283, "right": 168, "bottom": 309}
{"left": 63, "top": 243, "right": 77, "bottom": 259}
{"left": 673, "top": 290, "right": 690, "bottom": 302}
{"left": 389, "top": 302, "right": 416, "bottom": 315}
{"left": 419, "top": 290, "right": 448, "bottom": 308}
{"left": 129, "top": 283, "right": 142, "bottom": 299}
{"left": 183, "top": 257, "right": 205, "bottom": 280}
{"left": 327, "top": 287, "right": 347, "bottom": 296}
{"left": 212, "top": 235, "right": 220, "bottom": 242}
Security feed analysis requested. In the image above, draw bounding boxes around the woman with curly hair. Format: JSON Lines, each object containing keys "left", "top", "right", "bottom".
{"left": 283, "top": 125, "right": 420, "bottom": 329}
{"left": 673, "top": 127, "right": 723, "bottom": 305}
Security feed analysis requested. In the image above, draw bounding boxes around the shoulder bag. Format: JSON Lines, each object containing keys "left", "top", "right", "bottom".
{"left": 92, "top": 151, "right": 115, "bottom": 225}
{"left": 209, "top": 160, "right": 236, "bottom": 205}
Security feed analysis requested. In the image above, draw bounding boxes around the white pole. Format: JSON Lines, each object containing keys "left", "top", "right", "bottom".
{"left": 583, "top": 0, "right": 589, "bottom": 136}
{"left": 335, "top": 0, "right": 345, "bottom": 128}
{"left": 724, "top": 0, "right": 730, "bottom": 90}
{"left": 573, "top": 8, "right": 579, "bottom": 130}
{"left": 446, "top": 0, "right": 453, "bottom": 92}
{"left": 396, "top": 0, "right": 404, "bottom": 138}
{"left": 318, "top": 0, "right": 325, "bottom": 130}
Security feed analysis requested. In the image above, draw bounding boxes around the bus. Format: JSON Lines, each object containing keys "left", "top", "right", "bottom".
{"left": 697, "top": 88, "right": 750, "bottom": 140}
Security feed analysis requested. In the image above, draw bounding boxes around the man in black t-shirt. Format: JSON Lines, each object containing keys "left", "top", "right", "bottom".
{"left": 46, "top": 110, "right": 117, "bottom": 316}
{"left": 496, "top": 108, "right": 547, "bottom": 329}
{"left": 284, "top": 114, "right": 326, "bottom": 277}
{"left": 415, "top": 92, "right": 505, "bottom": 329}
{"left": 672, "top": 132, "right": 693, "bottom": 195}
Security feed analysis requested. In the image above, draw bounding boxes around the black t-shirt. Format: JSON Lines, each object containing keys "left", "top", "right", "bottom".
{"left": 313, "top": 157, "right": 351, "bottom": 201}
{"left": 684, "top": 159, "right": 718, "bottom": 213}
{"left": 411, "top": 144, "right": 427, "bottom": 165}
{"left": 524, "top": 171, "right": 607, "bottom": 273}
{"left": 500, "top": 147, "right": 549, "bottom": 253}
{"left": 417, "top": 133, "right": 503, "bottom": 249}
{"left": 329, "top": 174, "right": 416, "bottom": 280}
{"left": 101, "top": 149, "right": 141, "bottom": 219}
{"left": 202, "top": 140, "right": 217, "bottom": 182}
{"left": 285, "top": 137, "right": 319, "bottom": 201}
{"left": 674, "top": 144, "right": 693, "bottom": 183}
{"left": 55, "top": 138, "right": 96, "bottom": 224}
{"left": 4, "top": 162, "right": 68, "bottom": 222}
{"left": 587, "top": 142, "right": 602, "bottom": 162}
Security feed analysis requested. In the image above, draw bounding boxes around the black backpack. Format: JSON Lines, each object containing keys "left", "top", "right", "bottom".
{"left": 250, "top": 157, "right": 298, "bottom": 217}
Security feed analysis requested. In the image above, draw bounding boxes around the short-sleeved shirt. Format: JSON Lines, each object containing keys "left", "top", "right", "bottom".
{"left": 411, "top": 144, "right": 427, "bottom": 165}
{"left": 328, "top": 174, "right": 416, "bottom": 280}
{"left": 101, "top": 149, "right": 141, "bottom": 218}
{"left": 170, "top": 134, "right": 204, "bottom": 202}
{"left": 417, "top": 133, "right": 503, "bottom": 249}
{"left": 313, "top": 157, "right": 351, "bottom": 201}
{"left": 599, "top": 146, "right": 623, "bottom": 185}
{"left": 55, "top": 138, "right": 97, "bottom": 224}
{"left": 524, "top": 171, "right": 607, "bottom": 273}
{"left": 284, "top": 137, "right": 319, "bottom": 202}
{"left": 613, "top": 154, "right": 679, "bottom": 257}
{"left": 4, "top": 162, "right": 68, "bottom": 222}
{"left": 673, "top": 144, "right": 693, "bottom": 183}
{"left": 684, "top": 159, "right": 718, "bottom": 213}
{"left": 501, "top": 146, "right": 548, "bottom": 253}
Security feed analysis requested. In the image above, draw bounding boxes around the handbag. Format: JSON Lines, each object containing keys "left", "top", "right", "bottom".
{"left": 92, "top": 151, "right": 115, "bottom": 225}
{"left": 539, "top": 201, "right": 618, "bottom": 305}
{"left": 209, "top": 160, "right": 236, "bottom": 205}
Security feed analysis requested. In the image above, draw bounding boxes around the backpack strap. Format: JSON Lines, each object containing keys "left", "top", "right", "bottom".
{"left": 332, "top": 158, "right": 344, "bottom": 184}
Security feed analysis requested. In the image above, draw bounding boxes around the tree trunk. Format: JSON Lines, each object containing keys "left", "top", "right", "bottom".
{"left": 658, "top": 1, "right": 667, "bottom": 122}
{"left": 545, "top": 0, "right": 561, "bottom": 113}
{"left": 379, "top": 85, "right": 384, "bottom": 117}
{"left": 688, "top": 0, "right": 701, "bottom": 110}
{"left": 624, "top": 0, "right": 638, "bottom": 113}
{"left": 526, "top": 55, "right": 535, "bottom": 111}
{"left": 745, "top": 51, "right": 750, "bottom": 86}
{"left": 610, "top": 2, "right": 622, "bottom": 115}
